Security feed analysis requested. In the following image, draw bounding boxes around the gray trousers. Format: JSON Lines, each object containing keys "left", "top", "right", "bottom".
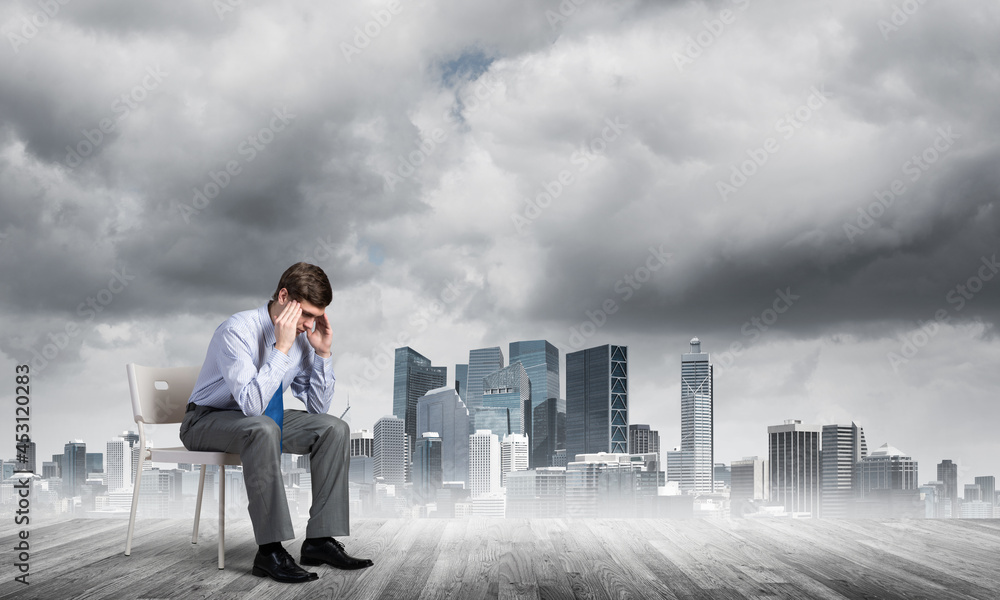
{"left": 180, "top": 405, "right": 350, "bottom": 544}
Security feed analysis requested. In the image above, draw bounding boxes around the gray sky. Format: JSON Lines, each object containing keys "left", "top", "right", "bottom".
{"left": 2, "top": 0, "right": 998, "bottom": 491}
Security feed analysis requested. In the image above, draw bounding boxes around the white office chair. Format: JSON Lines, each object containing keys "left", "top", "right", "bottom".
{"left": 123, "top": 363, "right": 242, "bottom": 569}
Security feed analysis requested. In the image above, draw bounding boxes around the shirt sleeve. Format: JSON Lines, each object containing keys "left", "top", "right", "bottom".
{"left": 218, "top": 326, "right": 294, "bottom": 416}
{"left": 290, "top": 346, "right": 336, "bottom": 414}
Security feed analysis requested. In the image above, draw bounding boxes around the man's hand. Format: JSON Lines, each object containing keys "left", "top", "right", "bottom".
{"left": 274, "top": 300, "right": 302, "bottom": 355}
{"left": 307, "top": 312, "right": 333, "bottom": 358}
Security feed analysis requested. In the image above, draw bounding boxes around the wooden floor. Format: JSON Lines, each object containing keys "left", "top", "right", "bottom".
{"left": 2, "top": 516, "right": 999, "bottom": 599}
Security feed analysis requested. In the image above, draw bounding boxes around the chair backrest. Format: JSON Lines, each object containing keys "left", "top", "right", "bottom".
{"left": 127, "top": 363, "right": 202, "bottom": 425}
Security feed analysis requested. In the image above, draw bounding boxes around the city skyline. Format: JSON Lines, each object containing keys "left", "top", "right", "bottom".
{"left": 2, "top": 0, "right": 998, "bottom": 504}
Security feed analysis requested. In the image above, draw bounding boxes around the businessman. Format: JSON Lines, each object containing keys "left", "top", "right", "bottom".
{"left": 181, "top": 262, "right": 373, "bottom": 583}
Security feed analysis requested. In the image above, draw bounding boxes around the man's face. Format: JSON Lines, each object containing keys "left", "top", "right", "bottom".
{"left": 277, "top": 289, "right": 327, "bottom": 334}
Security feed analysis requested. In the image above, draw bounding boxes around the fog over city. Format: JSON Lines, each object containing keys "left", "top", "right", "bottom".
{"left": 1, "top": 0, "right": 999, "bottom": 487}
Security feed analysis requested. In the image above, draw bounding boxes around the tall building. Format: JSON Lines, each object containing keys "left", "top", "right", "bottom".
{"left": 86, "top": 452, "right": 104, "bottom": 474}
{"left": 768, "top": 420, "right": 821, "bottom": 516}
{"left": 821, "top": 422, "right": 867, "bottom": 518}
{"left": 413, "top": 432, "right": 443, "bottom": 503}
{"left": 474, "top": 406, "right": 510, "bottom": 438}
{"left": 679, "top": 338, "right": 713, "bottom": 494}
{"left": 857, "top": 443, "right": 918, "bottom": 497}
{"left": 373, "top": 416, "right": 406, "bottom": 486}
{"left": 937, "top": 460, "right": 958, "bottom": 517}
{"left": 509, "top": 340, "right": 560, "bottom": 467}
{"left": 416, "top": 386, "right": 471, "bottom": 485}
{"left": 16, "top": 441, "right": 36, "bottom": 475}
{"left": 974, "top": 476, "right": 996, "bottom": 506}
{"left": 468, "top": 430, "right": 501, "bottom": 498}
{"left": 500, "top": 433, "right": 529, "bottom": 486}
{"left": 482, "top": 362, "right": 531, "bottom": 436}
{"left": 731, "top": 456, "right": 769, "bottom": 516}
{"left": 350, "top": 429, "right": 373, "bottom": 457}
{"left": 532, "top": 397, "right": 566, "bottom": 468}
{"left": 629, "top": 424, "right": 660, "bottom": 466}
{"left": 466, "top": 347, "right": 504, "bottom": 413}
{"left": 566, "top": 344, "right": 629, "bottom": 459}
{"left": 106, "top": 438, "right": 130, "bottom": 492}
{"left": 455, "top": 363, "right": 468, "bottom": 402}
{"left": 393, "top": 347, "right": 447, "bottom": 448}
{"left": 63, "top": 440, "right": 87, "bottom": 497}
{"left": 964, "top": 484, "right": 981, "bottom": 502}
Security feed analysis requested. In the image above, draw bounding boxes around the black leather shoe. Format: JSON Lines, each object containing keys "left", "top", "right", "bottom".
{"left": 252, "top": 547, "right": 319, "bottom": 583}
{"left": 300, "top": 537, "right": 374, "bottom": 570}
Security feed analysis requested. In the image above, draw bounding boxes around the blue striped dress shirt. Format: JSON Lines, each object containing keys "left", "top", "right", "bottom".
{"left": 188, "top": 303, "right": 335, "bottom": 416}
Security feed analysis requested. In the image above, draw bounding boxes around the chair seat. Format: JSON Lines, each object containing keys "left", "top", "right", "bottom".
{"left": 149, "top": 447, "right": 242, "bottom": 466}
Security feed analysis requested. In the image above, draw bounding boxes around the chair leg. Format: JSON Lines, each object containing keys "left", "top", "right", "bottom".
{"left": 218, "top": 466, "right": 226, "bottom": 569}
{"left": 193, "top": 464, "right": 207, "bottom": 544}
{"left": 124, "top": 452, "right": 146, "bottom": 556}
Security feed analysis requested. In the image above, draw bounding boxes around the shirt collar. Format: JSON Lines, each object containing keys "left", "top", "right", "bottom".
{"left": 259, "top": 303, "right": 276, "bottom": 349}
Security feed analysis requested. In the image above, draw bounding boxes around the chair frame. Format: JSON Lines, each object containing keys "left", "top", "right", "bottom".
{"left": 123, "top": 363, "right": 242, "bottom": 569}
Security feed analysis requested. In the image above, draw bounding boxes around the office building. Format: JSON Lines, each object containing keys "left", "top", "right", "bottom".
{"left": 713, "top": 463, "right": 731, "bottom": 491}
{"left": 474, "top": 406, "right": 510, "bottom": 438}
{"left": 416, "top": 386, "right": 471, "bottom": 485}
{"left": 16, "top": 441, "right": 36, "bottom": 475}
{"left": 679, "top": 338, "right": 713, "bottom": 494}
{"left": 469, "top": 430, "right": 500, "bottom": 498}
{"left": 414, "top": 432, "right": 443, "bottom": 503}
{"left": 566, "top": 344, "right": 629, "bottom": 459}
{"left": 500, "top": 433, "right": 529, "bottom": 486}
{"left": 731, "top": 456, "right": 769, "bottom": 516}
{"left": 857, "top": 443, "right": 919, "bottom": 496}
{"left": 768, "top": 420, "right": 821, "bottom": 516}
{"left": 393, "top": 347, "right": 447, "bottom": 448}
{"left": 629, "top": 424, "right": 660, "bottom": 465}
{"left": 821, "top": 422, "right": 867, "bottom": 518}
{"left": 509, "top": 340, "right": 561, "bottom": 467}
{"left": 482, "top": 362, "right": 531, "bottom": 436}
{"left": 63, "top": 440, "right": 87, "bottom": 497}
{"left": 466, "top": 347, "right": 504, "bottom": 413}
{"left": 532, "top": 397, "right": 566, "bottom": 469}
{"left": 350, "top": 429, "right": 373, "bottom": 457}
{"left": 106, "top": 438, "right": 130, "bottom": 492}
{"left": 373, "top": 416, "right": 406, "bottom": 486}
{"left": 974, "top": 476, "right": 996, "bottom": 505}
{"left": 937, "top": 460, "right": 958, "bottom": 517}
{"left": 506, "top": 468, "right": 567, "bottom": 518}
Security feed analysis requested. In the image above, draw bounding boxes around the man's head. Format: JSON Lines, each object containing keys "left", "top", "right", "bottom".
{"left": 271, "top": 262, "right": 332, "bottom": 333}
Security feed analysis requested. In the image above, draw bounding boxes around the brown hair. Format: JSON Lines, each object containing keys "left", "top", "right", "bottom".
{"left": 271, "top": 262, "right": 332, "bottom": 307}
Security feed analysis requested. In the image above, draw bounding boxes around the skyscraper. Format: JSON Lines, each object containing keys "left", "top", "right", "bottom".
{"left": 532, "top": 397, "right": 566, "bottom": 468}
{"left": 769, "top": 420, "right": 821, "bottom": 516}
{"left": 629, "top": 424, "right": 660, "bottom": 466}
{"left": 821, "top": 422, "right": 867, "bottom": 518}
{"left": 482, "top": 362, "right": 531, "bottom": 436}
{"left": 469, "top": 430, "right": 501, "bottom": 498}
{"left": 106, "top": 438, "right": 130, "bottom": 492}
{"left": 466, "top": 347, "right": 504, "bottom": 413}
{"left": 63, "top": 440, "right": 87, "bottom": 497}
{"left": 680, "top": 338, "right": 713, "bottom": 493}
{"left": 974, "top": 476, "right": 996, "bottom": 506}
{"left": 416, "top": 386, "right": 471, "bottom": 485}
{"left": 455, "top": 363, "right": 468, "bottom": 402}
{"left": 500, "top": 433, "right": 529, "bottom": 486}
{"left": 509, "top": 340, "right": 560, "bottom": 466}
{"left": 392, "top": 347, "right": 447, "bottom": 448}
{"left": 937, "top": 459, "right": 959, "bottom": 517}
{"left": 373, "top": 416, "right": 406, "bottom": 486}
{"left": 566, "top": 344, "right": 628, "bottom": 459}
{"left": 413, "top": 432, "right": 443, "bottom": 503}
